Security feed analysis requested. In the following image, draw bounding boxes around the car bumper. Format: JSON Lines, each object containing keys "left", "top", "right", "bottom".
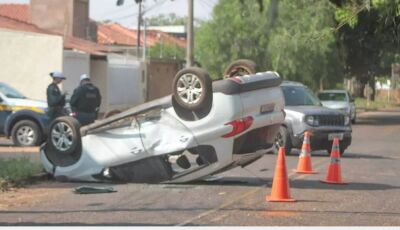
{"left": 291, "top": 129, "right": 352, "bottom": 151}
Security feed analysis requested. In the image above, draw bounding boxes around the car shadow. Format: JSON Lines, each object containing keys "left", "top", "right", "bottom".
{"left": 342, "top": 152, "right": 395, "bottom": 160}
{"left": 290, "top": 179, "right": 400, "bottom": 191}
{"left": 356, "top": 113, "right": 400, "bottom": 126}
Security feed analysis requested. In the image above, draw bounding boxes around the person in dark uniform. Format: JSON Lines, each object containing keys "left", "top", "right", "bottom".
{"left": 70, "top": 74, "right": 101, "bottom": 126}
{"left": 46, "top": 71, "right": 67, "bottom": 120}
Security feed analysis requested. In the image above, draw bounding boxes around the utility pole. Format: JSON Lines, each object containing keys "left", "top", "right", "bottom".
{"left": 116, "top": 0, "right": 143, "bottom": 58}
{"left": 136, "top": 0, "right": 143, "bottom": 57}
{"left": 186, "top": 0, "right": 194, "bottom": 67}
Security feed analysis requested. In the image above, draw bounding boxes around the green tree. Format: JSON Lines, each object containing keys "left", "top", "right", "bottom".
{"left": 195, "top": 0, "right": 342, "bottom": 90}
{"left": 148, "top": 42, "right": 185, "bottom": 60}
{"left": 146, "top": 13, "right": 186, "bottom": 26}
{"left": 332, "top": 0, "right": 400, "bottom": 98}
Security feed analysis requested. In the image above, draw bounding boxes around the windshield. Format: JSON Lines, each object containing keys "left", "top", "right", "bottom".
{"left": 318, "top": 92, "right": 347, "bottom": 102}
{"left": 281, "top": 85, "right": 321, "bottom": 106}
{"left": 0, "top": 83, "right": 26, "bottom": 99}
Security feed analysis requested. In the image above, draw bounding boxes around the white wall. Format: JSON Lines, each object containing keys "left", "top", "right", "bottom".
{"left": 90, "top": 59, "right": 108, "bottom": 113}
{"left": 0, "top": 29, "right": 63, "bottom": 100}
{"left": 62, "top": 50, "right": 90, "bottom": 98}
{"left": 106, "top": 54, "right": 146, "bottom": 111}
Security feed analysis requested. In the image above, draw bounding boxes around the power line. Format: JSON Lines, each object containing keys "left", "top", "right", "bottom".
{"left": 96, "top": 2, "right": 135, "bottom": 18}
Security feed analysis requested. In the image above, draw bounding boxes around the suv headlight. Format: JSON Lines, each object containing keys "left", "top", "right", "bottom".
{"left": 344, "top": 115, "right": 350, "bottom": 125}
{"left": 305, "top": 115, "right": 319, "bottom": 126}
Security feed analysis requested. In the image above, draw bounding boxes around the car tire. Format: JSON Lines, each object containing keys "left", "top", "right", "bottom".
{"left": 47, "top": 116, "right": 81, "bottom": 156}
{"left": 326, "top": 145, "right": 346, "bottom": 156}
{"left": 274, "top": 126, "right": 292, "bottom": 155}
{"left": 351, "top": 114, "right": 356, "bottom": 124}
{"left": 11, "top": 120, "right": 42, "bottom": 146}
{"left": 172, "top": 67, "right": 212, "bottom": 110}
{"left": 223, "top": 59, "right": 257, "bottom": 78}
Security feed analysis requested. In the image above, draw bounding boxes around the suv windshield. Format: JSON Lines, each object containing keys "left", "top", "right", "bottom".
{"left": 0, "top": 83, "right": 26, "bottom": 99}
{"left": 281, "top": 85, "right": 321, "bottom": 106}
{"left": 318, "top": 92, "right": 347, "bottom": 102}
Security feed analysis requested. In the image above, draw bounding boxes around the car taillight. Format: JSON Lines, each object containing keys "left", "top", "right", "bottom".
{"left": 70, "top": 112, "right": 77, "bottom": 117}
{"left": 222, "top": 116, "right": 254, "bottom": 138}
{"left": 229, "top": 77, "right": 243, "bottom": 84}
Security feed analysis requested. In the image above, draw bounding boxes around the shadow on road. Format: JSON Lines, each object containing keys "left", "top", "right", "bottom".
{"left": 343, "top": 152, "right": 395, "bottom": 160}
{"left": 290, "top": 179, "right": 400, "bottom": 191}
{"left": 0, "top": 222, "right": 174, "bottom": 226}
{"left": 185, "top": 176, "right": 270, "bottom": 187}
{"left": 356, "top": 113, "right": 400, "bottom": 126}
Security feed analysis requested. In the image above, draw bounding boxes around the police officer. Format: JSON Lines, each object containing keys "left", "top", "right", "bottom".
{"left": 47, "top": 71, "right": 67, "bottom": 120}
{"left": 70, "top": 74, "right": 101, "bottom": 126}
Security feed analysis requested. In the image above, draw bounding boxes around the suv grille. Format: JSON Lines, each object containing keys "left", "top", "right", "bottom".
{"left": 317, "top": 115, "right": 345, "bottom": 126}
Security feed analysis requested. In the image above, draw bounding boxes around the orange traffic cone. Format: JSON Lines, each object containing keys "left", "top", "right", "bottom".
{"left": 266, "top": 147, "right": 296, "bottom": 202}
{"left": 294, "top": 131, "right": 317, "bottom": 174}
{"left": 320, "top": 137, "right": 347, "bottom": 184}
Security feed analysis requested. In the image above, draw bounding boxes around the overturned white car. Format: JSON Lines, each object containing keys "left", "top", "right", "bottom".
{"left": 40, "top": 67, "right": 285, "bottom": 183}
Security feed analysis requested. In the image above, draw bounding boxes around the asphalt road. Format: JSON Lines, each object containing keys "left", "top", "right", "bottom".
{"left": 1, "top": 110, "right": 400, "bottom": 226}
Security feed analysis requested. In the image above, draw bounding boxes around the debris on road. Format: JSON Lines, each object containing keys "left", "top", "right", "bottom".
{"left": 73, "top": 186, "right": 117, "bottom": 194}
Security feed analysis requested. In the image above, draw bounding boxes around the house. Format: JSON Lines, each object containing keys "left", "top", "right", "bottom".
{"left": 0, "top": 1, "right": 147, "bottom": 113}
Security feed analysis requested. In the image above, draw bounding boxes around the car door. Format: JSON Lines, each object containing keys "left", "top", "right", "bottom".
{"left": 0, "top": 95, "right": 11, "bottom": 134}
{"left": 138, "top": 108, "right": 198, "bottom": 157}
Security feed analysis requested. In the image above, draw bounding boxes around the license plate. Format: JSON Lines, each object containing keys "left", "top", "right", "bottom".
{"left": 260, "top": 103, "right": 275, "bottom": 114}
{"left": 328, "top": 133, "right": 344, "bottom": 140}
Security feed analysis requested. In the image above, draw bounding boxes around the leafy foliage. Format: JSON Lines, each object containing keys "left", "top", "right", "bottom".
{"left": 195, "top": 0, "right": 399, "bottom": 93}
{"left": 146, "top": 13, "right": 186, "bottom": 26}
{"left": 148, "top": 42, "right": 185, "bottom": 60}
{"left": 195, "top": 0, "right": 342, "bottom": 89}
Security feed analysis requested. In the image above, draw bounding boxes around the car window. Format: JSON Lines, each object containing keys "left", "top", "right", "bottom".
{"left": 318, "top": 92, "right": 347, "bottom": 102}
{"left": 0, "top": 83, "right": 26, "bottom": 99}
{"left": 281, "top": 85, "right": 321, "bottom": 106}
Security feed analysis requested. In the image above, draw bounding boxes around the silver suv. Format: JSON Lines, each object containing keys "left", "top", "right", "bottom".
{"left": 275, "top": 81, "right": 352, "bottom": 155}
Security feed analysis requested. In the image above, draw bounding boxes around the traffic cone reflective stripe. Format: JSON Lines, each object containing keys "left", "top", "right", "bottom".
{"left": 266, "top": 147, "right": 296, "bottom": 202}
{"left": 320, "top": 137, "right": 347, "bottom": 184}
{"left": 294, "top": 131, "right": 317, "bottom": 174}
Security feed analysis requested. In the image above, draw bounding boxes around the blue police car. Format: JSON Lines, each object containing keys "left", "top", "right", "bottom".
{"left": 0, "top": 82, "right": 50, "bottom": 146}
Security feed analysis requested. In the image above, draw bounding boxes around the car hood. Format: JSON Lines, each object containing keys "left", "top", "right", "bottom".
{"left": 320, "top": 101, "right": 349, "bottom": 109}
{"left": 6, "top": 98, "right": 48, "bottom": 112}
{"left": 285, "top": 105, "right": 343, "bottom": 116}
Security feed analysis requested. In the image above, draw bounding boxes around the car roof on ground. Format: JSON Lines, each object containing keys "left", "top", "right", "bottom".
{"left": 281, "top": 81, "right": 306, "bottom": 87}
{"left": 318, "top": 89, "right": 348, "bottom": 93}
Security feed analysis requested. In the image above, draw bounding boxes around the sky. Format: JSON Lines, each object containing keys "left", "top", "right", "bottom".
{"left": 0, "top": 0, "right": 218, "bottom": 28}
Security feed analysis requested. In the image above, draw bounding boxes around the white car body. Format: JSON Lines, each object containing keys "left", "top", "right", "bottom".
{"left": 40, "top": 72, "right": 285, "bottom": 183}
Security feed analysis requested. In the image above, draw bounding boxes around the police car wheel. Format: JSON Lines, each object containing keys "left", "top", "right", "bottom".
{"left": 48, "top": 116, "right": 81, "bottom": 155}
{"left": 172, "top": 67, "right": 212, "bottom": 110}
{"left": 11, "top": 120, "right": 42, "bottom": 146}
{"left": 223, "top": 59, "right": 257, "bottom": 78}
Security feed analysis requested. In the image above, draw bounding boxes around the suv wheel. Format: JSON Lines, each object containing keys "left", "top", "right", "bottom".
{"left": 172, "top": 67, "right": 212, "bottom": 110}
{"left": 48, "top": 116, "right": 81, "bottom": 155}
{"left": 326, "top": 145, "right": 346, "bottom": 156}
{"left": 11, "top": 120, "right": 42, "bottom": 146}
{"left": 274, "top": 126, "right": 292, "bottom": 155}
{"left": 223, "top": 59, "right": 257, "bottom": 78}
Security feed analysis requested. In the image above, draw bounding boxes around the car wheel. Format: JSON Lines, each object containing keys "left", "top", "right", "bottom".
{"left": 172, "top": 67, "right": 212, "bottom": 110}
{"left": 11, "top": 120, "right": 42, "bottom": 146}
{"left": 326, "top": 146, "right": 346, "bottom": 156}
{"left": 351, "top": 115, "right": 356, "bottom": 124}
{"left": 47, "top": 116, "right": 81, "bottom": 156}
{"left": 274, "top": 126, "right": 292, "bottom": 155}
{"left": 223, "top": 59, "right": 257, "bottom": 78}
